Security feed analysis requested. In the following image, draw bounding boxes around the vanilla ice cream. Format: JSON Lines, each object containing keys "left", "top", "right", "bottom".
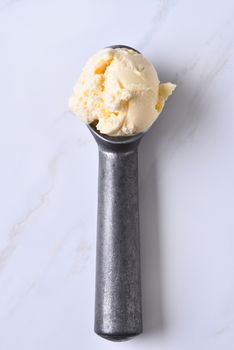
{"left": 69, "top": 48, "right": 176, "bottom": 136}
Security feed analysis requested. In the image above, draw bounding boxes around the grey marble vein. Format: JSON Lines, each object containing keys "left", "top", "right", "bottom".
{"left": 70, "top": 240, "right": 93, "bottom": 274}
{"left": 215, "top": 318, "right": 234, "bottom": 336}
{"left": 0, "top": 0, "right": 21, "bottom": 13}
{"left": 185, "top": 41, "right": 232, "bottom": 138}
{"left": 0, "top": 187, "right": 53, "bottom": 270}
{"left": 138, "top": 0, "right": 177, "bottom": 50}
{"left": 1, "top": 281, "right": 37, "bottom": 322}
{"left": 50, "top": 110, "right": 71, "bottom": 128}
{"left": 157, "top": 20, "right": 234, "bottom": 154}
{"left": 0, "top": 146, "right": 64, "bottom": 270}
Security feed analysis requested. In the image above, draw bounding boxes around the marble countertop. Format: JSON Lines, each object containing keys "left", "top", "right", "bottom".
{"left": 1, "top": 0, "right": 234, "bottom": 349}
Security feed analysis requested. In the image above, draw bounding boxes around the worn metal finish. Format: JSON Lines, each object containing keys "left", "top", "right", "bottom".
{"left": 89, "top": 123, "right": 143, "bottom": 342}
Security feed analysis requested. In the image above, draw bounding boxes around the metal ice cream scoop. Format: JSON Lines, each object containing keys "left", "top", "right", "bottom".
{"left": 89, "top": 45, "right": 143, "bottom": 342}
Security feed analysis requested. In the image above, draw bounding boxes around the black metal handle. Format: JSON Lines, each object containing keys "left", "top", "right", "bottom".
{"left": 94, "top": 139, "right": 142, "bottom": 341}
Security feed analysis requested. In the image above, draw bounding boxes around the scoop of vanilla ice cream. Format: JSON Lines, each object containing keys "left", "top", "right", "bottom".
{"left": 69, "top": 48, "right": 176, "bottom": 136}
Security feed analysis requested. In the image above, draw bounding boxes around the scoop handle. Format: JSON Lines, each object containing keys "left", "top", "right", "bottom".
{"left": 95, "top": 143, "right": 142, "bottom": 341}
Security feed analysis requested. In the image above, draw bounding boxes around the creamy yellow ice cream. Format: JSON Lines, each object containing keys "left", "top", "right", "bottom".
{"left": 69, "top": 48, "right": 176, "bottom": 136}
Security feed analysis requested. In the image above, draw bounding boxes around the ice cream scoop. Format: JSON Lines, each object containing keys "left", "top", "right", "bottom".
{"left": 70, "top": 45, "right": 175, "bottom": 341}
{"left": 69, "top": 46, "right": 175, "bottom": 136}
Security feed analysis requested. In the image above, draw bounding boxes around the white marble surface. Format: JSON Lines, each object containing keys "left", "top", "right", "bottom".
{"left": 1, "top": 0, "right": 234, "bottom": 349}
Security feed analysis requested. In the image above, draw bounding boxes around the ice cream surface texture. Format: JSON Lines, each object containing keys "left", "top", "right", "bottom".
{"left": 69, "top": 48, "right": 176, "bottom": 136}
